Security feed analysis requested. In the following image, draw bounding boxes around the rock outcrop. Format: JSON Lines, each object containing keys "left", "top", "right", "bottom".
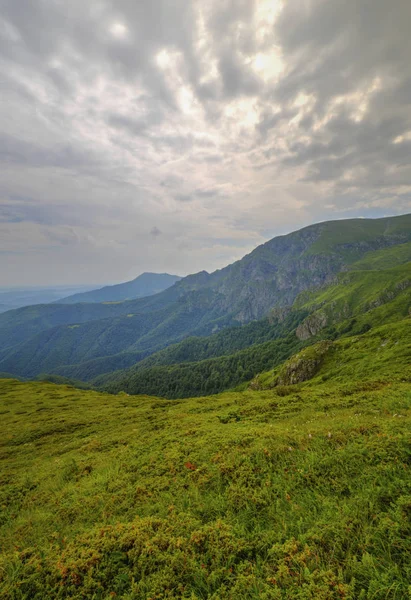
{"left": 296, "top": 311, "right": 328, "bottom": 340}
{"left": 276, "top": 341, "right": 334, "bottom": 385}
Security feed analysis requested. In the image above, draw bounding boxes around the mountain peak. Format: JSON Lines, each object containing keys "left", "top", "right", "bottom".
{"left": 57, "top": 272, "right": 182, "bottom": 304}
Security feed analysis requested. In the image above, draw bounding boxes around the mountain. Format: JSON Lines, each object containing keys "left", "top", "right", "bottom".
{"left": 93, "top": 250, "right": 411, "bottom": 398}
{"left": 0, "top": 213, "right": 410, "bottom": 380}
{"left": 0, "top": 304, "right": 13, "bottom": 314}
{"left": 0, "top": 285, "right": 99, "bottom": 311}
{"left": 57, "top": 272, "right": 182, "bottom": 304}
{"left": 1, "top": 308, "right": 410, "bottom": 597}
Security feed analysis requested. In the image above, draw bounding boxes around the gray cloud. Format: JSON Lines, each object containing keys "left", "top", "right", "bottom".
{"left": 266, "top": 0, "right": 411, "bottom": 194}
{"left": 150, "top": 226, "right": 162, "bottom": 237}
{"left": 0, "top": 0, "right": 410, "bottom": 285}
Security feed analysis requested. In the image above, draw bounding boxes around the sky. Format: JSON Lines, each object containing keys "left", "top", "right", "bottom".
{"left": 1, "top": 0, "right": 411, "bottom": 286}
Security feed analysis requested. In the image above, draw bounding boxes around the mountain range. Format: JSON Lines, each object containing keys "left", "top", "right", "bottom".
{"left": 0, "top": 213, "right": 410, "bottom": 387}
{"left": 1, "top": 212, "right": 411, "bottom": 598}
{"left": 0, "top": 285, "right": 99, "bottom": 313}
{"left": 57, "top": 272, "right": 181, "bottom": 304}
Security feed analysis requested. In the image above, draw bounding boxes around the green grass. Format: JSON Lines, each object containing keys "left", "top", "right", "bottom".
{"left": 294, "top": 263, "right": 411, "bottom": 339}
{"left": 251, "top": 319, "right": 411, "bottom": 391}
{"left": 1, "top": 244, "right": 410, "bottom": 598}
{"left": 1, "top": 322, "right": 411, "bottom": 599}
{"left": 297, "top": 264, "right": 410, "bottom": 314}
{"left": 304, "top": 213, "right": 411, "bottom": 257}
{"left": 349, "top": 242, "right": 411, "bottom": 271}
{"left": 93, "top": 260, "right": 410, "bottom": 399}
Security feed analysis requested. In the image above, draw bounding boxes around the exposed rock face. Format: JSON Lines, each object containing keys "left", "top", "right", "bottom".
{"left": 295, "top": 278, "right": 411, "bottom": 340}
{"left": 268, "top": 307, "right": 292, "bottom": 324}
{"left": 277, "top": 341, "right": 334, "bottom": 385}
{"left": 178, "top": 215, "right": 411, "bottom": 323}
{"left": 1, "top": 214, "right": 410, "bottom": 380}
{"left": 296, "top": 311, "right": 328, "bottom": 340}
{"left": 367, "top": 280, "right": 411, "bottom": 310}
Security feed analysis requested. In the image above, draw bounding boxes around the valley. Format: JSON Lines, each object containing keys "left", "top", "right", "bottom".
{"left": 1, "top": 315, "right": 410, "bottom": 598}
{"left": 0, "top": 214, "right": 410, "bottom": 389}
{"left": 2, "top": 2, "right": 411, "bottom": 597}
{"left": 1, "top": 214, "right": 410, "bottom": 599}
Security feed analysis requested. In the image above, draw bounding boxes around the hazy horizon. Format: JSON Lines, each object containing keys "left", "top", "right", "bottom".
{"left": 2, "top": 211, "right": 410, "bottom": 288}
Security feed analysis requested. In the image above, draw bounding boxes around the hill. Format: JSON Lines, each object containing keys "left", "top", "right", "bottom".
{"left": 0, "top": 304, "right": 13, "bottom": 314}
{"left": 1, "top": 213, "right": 410, "bottom": 380}
{"left": 1, "top": 313, "right": 410, "bottom": 598}
{"left": 53, "top": 310, "right": 308, "bottom": 383}
{"left": 93, "top": 257, "right": 410, "bottom": 398}
{"left": 57, "top": 272, "right": 182, "bottom": 304}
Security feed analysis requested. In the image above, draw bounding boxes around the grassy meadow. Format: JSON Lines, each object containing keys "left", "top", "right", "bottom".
{"left": 1, "top": 319, "right": 411, "bottom": 599}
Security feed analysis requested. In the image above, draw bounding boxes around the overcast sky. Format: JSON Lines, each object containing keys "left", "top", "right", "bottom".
{"left": 1, "top": 0, "right": 411, "bottom": 286}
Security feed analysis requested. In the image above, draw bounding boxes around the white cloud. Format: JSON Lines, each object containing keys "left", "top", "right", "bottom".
{"left": 109, "top": 22, "right": 128, "bottom": 39}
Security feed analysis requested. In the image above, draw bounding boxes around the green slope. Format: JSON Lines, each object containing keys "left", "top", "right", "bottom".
{"left": 42, "top": 350, "right": 150, "bottom": 383}
{"left": 1, "top": 321, "right": 411, "bottom": 598}
{"left": 94, "top": 257, "right": 411, "bottom": 398}
{"left": 349, "top": 241, "right": 411, "bottom": 270}
{"left": 0, "top": 283, "right": 184, "bottom": 351}
{"left": 54, "top": 310, "right": 307, "bottom": 382}
{"left": 305, "top": 213, "right": 411, "bottom": 255}
{"left": 1, "top": 214, "right": 411, "bottom": 380}
{"left": 0, "top": 299, "right": 237, "bottom": 379}
{"left": 251, "top": 318, "right": 411, "bottom": 391}
{"left": 54, "top": 252, "right": 410, "bottom": 389}
{"left": 295, "top": 262, "right": 410, "bottom": 340}
{"left": 96, "top": 331, "right": 306, "bottom": 398}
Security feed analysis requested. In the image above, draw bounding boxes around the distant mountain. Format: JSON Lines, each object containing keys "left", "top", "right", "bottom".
{"left": 0, "top": 285, "right": 99, "bottom": 311}
{"left": 0, "top": 304, "right": 15, "bottom": 314}
{"left": 57, "top": 272, "right": 182, "bottom": 304}
{"left": 0, "top": 213, "right": 410, "bottom": 380}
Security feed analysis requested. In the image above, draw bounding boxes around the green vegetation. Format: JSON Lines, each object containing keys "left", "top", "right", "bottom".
{"left": 1, "top": 216, "right": 410, "bottom": 598}
{"left": 98, "top": 331, "right": 306, "bottom": 398}
{"left": 349, "top": 241, "right": 411, "bottom": 271}
{"left": 51, "top": 311, "right": 307, "bottom": 383}
{"left": 96, "top": 256, "right": 410, "bottom": 399}
{"left": 35, "top": 373, "right": 94, "bottom": 390}
{"left": 1, "top": 214, "right": 410, "bottom": 381}
{"left": 0, "top": 372, "right": 25, "bottom": 381}
{"left": 49, "top": 351, "right": 152, "bottom": 383}
{"left": 1, "top": 315, "right": 411, "bottom": 598}
{"left": 294, "top": 262, "right": 411, "bottom": 342}
{"left": 305, "top": 213, "right": 411, "bottom": 256}
{"left": 251, "top": 319, "right": 411, "bottom": 391}
{"left": 297, "top": 263, "right": 410, "bottom": 320}
{"left": 0, "top": 296, "right": 236, "bottom": 379}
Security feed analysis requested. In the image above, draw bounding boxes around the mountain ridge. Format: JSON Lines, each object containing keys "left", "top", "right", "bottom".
{"left": 0, "top": 213, "right": 410, "bottom": 380}
{"left": 57, "top": 272, "right": 182, "bottom": 304}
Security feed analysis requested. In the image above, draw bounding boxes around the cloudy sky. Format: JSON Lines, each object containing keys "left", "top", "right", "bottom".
{"left": 1, "top": 0, "right": 411, "bottom": 286}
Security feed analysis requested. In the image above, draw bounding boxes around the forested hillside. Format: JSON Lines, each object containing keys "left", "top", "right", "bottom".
{"left": 53, "top": 309, "right": 308, "bottom": 382}
{"left": 1, "top": 219, "right": 410, "bottom": 597}
{"left": 0, "top": 214, "right": 410, "bottom": 383}
{"left": 96, "top": 255, "right": 411, "bottom": 398}
{"left": 1, "top": 310, "right": 410, "bottom": 598}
